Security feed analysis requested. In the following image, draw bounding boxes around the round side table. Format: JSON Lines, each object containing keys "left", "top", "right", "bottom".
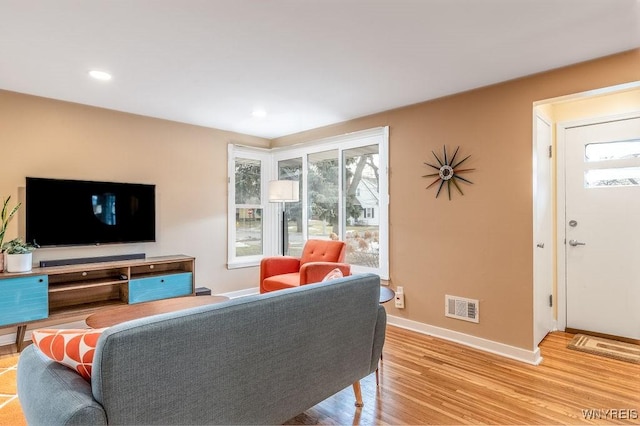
{"left": 379, "top": 286, "right": 395, "bottom": 304}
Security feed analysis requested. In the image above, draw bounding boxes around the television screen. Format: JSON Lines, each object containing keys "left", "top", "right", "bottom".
{"left": 26, "top": 177, "right": 156, "bottom": 247}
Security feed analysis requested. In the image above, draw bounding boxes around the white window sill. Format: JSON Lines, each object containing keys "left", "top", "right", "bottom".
{"left": 227, "top": 259, "right": 261, "bottom": 269}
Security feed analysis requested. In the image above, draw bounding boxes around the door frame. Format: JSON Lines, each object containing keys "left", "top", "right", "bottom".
{"left": 555, "top": 110, "right": 640, "bottom": 332}
{"left": 532, "top": 111, "right": 555, "bottom": 347}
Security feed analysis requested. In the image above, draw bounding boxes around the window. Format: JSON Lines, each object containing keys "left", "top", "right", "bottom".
{"left": 228, "top": 127, "right": 389, "bottom": 278}
{"left": 585, "top": 140, "right": 640, "bottom": 161}
{"left": 234, "top": 158, "right": 262, "bottom": 257}
{"left": 274, "top": 127, "right": 389, "bottom": 278}
{"left": 278, "top": 158, "right": 303, "bottom": 256}
{"left": 584, "top": 140, "right": 640, "bottom": 188}
{"left": 585, "top": 167, "right": 640, "bottom": 188}
{"left": 307, "top": 150, "right": 339, "bottom": 240}
{"left": 344, "top": 144, "right": 381, "bottom": 270}
{"left": 227, "top": 146, "right": 270, "bottom": 268}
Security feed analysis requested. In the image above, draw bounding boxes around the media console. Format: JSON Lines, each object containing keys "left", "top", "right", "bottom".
{"left": 0, "top": 254, "right": 195, "bottom": 350}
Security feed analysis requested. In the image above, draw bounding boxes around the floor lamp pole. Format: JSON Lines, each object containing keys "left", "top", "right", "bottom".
{"left": 281, "top": 202, "right": 287, "bottom": 255}
{"left": 268, "top": 180, "right": 298, "bottom": 256}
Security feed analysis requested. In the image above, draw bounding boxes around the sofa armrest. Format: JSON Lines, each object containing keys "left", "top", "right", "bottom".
{"left": 370, "top": 305, "right": 387, "bottom": 373}
{"left": 299, "top": 262, "right": 351, "bottom": 284}
{"left": 17, "top": 345, "right": 107, "bottom": 425}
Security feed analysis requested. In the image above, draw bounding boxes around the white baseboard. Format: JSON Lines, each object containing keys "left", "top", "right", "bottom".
{"left": 0, "top": 333, "right": 17, "bottom": 347}
{"left": 220, "top": 287, "right": 259, "bottom": 299}
{"left": 387, "top": 315, "right": 543, "bottom": 365}
{"left": 0, "top": 320, "right": 88, "bottom": 347}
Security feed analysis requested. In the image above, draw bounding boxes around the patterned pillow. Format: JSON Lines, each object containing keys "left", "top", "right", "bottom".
{"left": 322, "top": 268, "right": 344, "bottom": 282}
{"left": 31, "top": 328, "right": 107, "bottom": 381}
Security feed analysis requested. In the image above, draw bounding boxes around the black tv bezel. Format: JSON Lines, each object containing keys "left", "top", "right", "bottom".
{"left": 25, "top": 177, "right": 156, "bottom": 248}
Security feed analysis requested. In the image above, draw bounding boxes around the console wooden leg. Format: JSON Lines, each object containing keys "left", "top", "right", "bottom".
{"left": 352, "top": 381, "right": 363, "bottom": 407}
{"left": 16, "top": 325, "right": 27, "bottom": 352}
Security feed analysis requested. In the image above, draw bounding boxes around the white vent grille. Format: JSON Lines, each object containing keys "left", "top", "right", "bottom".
{"left": 445, "top": 295, "right": 479, "bottom": 323}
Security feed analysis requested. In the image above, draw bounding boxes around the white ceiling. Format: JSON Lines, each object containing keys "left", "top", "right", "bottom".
{"left": 1, "top": 1, "right": 639, "bottom": 139}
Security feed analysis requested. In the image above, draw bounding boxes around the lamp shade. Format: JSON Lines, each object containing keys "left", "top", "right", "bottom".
{"left": 268, "top": 180, "right": 299, "bottom": 202}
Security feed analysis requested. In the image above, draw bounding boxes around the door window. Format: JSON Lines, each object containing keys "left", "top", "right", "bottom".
{"left": 584, "top": 139, "right": 640, "bottom": 188}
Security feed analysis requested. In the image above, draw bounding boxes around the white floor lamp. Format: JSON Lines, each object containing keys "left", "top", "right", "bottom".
{"left": 268, "top": 180, "right": 299, "bottom": 255}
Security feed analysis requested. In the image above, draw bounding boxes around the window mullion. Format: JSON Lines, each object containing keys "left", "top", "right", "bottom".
{"left": 301, "top": 155, "right": 308, "bottom": 242}
{"left": 338, "top": 147, "right": 345, "bottom": 241}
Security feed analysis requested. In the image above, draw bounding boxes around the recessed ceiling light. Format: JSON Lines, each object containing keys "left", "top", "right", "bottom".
{"left": 89, "top": 70, "right": 112, "bottom": 81}
{"left": 252, "top": 109, "right": 267, "bottom": 118}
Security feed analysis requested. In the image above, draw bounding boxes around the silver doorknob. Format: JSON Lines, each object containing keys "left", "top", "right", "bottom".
{"left": 569, "top": 239, "right": 586, "bottom": 246}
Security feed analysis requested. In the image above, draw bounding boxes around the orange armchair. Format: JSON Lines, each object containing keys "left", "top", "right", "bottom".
{"left": 260, "top": 239, "right": 351, "bottom": 293}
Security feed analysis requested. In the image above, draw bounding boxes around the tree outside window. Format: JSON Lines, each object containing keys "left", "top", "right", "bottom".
{"left": 234, "top": 158, "right": 263, "bottom": 257}
{"left": 344, "top": 145, "right": 379, "bottom": 268}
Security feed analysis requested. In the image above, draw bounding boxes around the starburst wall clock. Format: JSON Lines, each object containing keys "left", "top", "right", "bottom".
{"left": 423, "top": 146, "right": 475, "bottom": 200}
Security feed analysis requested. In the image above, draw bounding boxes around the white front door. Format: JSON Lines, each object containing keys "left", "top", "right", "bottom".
{"left": 533, "top": 114, "right": 554, "bottom": 347}
{"left": 564, "top": 115, "right": 640, "bottom": 340}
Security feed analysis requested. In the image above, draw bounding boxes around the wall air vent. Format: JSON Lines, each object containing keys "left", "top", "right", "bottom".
{"left": 445, "top": 295, "right": 479, "bottom": 323}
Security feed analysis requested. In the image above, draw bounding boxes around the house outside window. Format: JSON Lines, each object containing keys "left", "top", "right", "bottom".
{"left": 364, "top": 208, "right": 375, "bottom": 219}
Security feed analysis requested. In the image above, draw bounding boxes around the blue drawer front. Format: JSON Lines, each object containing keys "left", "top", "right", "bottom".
{"left": 129, "top": 272, "right": 193, "bottom": 304}
{"left": 0, "top": 275, "right": 48, "bottom": 326}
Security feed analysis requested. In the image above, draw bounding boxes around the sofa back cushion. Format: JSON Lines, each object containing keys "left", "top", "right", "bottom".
{"left": 300, "top": 239, "right": 346, "bottom": 266}
{"left": 91, "top": 273, "right": 383, "bottom": 425}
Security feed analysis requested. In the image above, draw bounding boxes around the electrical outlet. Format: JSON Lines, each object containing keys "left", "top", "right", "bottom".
{"left": 394, "top": 286, "right": 405, "bottom": 309}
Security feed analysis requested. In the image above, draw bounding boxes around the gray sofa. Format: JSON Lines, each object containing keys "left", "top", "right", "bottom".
{"left": 17, "top": 273, "right": 386, "bottom": 425}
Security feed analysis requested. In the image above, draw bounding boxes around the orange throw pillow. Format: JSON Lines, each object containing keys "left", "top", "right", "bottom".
{"left": 322, "top": 268, "right": 344, "bottom": 282}
{"left": 31, "top": 328, "right": 107, "bottom": 381}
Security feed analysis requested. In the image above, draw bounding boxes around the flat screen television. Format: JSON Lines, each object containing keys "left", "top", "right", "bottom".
{"left": 26, "top": 177, "right": 156, "bottom": 247}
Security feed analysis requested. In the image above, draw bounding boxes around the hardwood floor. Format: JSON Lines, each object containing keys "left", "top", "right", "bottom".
{"left": 288, "top": 326, "right": 639, "bottom": 425}
{"left": 2, "top": 325, "right": 639, "bottom": 424}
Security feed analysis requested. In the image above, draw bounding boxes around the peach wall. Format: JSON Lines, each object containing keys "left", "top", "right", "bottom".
{"left": 0, "top": 90, "right": 269, "bottom": 294}
{"left": 552, "top": 87, "right": 640, "bottom": 122}
{"left": 2, "top": 49, "right": 639, "bottom": 351}
{"left": 272, "top": 49, "right": 640, "bottom": 350}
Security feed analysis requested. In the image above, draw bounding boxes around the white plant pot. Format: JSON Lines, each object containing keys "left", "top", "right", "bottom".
{"left": 6, "top": 252, "right": 33, "bottom": 273}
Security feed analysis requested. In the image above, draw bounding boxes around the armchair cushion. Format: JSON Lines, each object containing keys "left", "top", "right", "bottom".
{"left": 260, "top": 239, "right": 350, "bottom": 293}
{"left": 262, "top": 273, "right": 300, "bottom": 292}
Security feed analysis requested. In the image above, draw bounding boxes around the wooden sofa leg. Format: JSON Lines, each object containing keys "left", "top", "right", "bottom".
{"left": 352, "top": 381, "right": 364, "bottom": 407}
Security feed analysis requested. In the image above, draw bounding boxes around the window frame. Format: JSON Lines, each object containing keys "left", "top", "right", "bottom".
{"left": 227, "top": 126, "right": 389, "bottom": 279}
{"left": 272, "top": 127, "right": 389, "bottom": 279}
{"left": 227, "top": 145, "right": 274, "bottom": 269}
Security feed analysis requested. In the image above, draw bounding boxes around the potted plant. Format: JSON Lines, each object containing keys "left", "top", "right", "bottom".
{"left": 0, "top": 196, "right": 21, "bottom": 272}
{"left": 3, "top": 238, "right": 37, "bottom": 273}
